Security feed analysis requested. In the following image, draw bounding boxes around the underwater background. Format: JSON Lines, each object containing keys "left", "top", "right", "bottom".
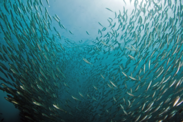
{"left": 0, "top": 0, "right": 183, "bottom": 122}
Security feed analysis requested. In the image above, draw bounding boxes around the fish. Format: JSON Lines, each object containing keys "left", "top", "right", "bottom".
{"left": 128, "top": 54, "right": 135, "bottom": 60}
{"left": 146, "top": 80, "right": 152, "bottom": 91}
{"left": 53, "top": 104, "right": 64, "bottom": 111}
{"left": 82, "top": 58, "right": 92, "bottom": 65}
{"left": 106, "top": 8, "right": 113, "bottom": 12}
{"left": 79, "top": 92, "right": 84, "bottom": 98}
{"left": 71, "top": 96, "right": 80, "bottom": 101}
{"left": 86, "top": 31, "right": 90, "bottom": 35}
{"left": 33, "top": 101, "right": 42, "bottom": 106}
{"left": 176, "top": 99, "right": 183, "bottom": 107}
{"left": 93, "top": 85, "right": 98, "bottom": 90}
{"left": 46, "top": 0, "right": 50, "bottom": 7}
{"left": 121, "top": 71, "right": 127, "bottom": 77}
{"left": 127, "top": 91, "right": 135, "bottom": 97}
{"left": 173, "top": 96, "right": 180, "bottom": 107}
{"left": 98, "top": 22, "right": 103, "bottom": 27}
{"left": 69, "top": 30, "right": 73, "bottom": 35}
{"left": 109, "top": 80, "right": 117, "bottom": 88}
{"left": 100, "top": 74, "right": 105, "bottom": 80}
{"left": 128, "top": 76, "right": 137, "bottom": 81}
{"left": 0, "top": 0, "right": 183, "bottom": 121}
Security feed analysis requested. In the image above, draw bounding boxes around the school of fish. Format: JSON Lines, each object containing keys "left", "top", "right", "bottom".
{"left": 0, "top": 0, "right": 183, "bottom": 122}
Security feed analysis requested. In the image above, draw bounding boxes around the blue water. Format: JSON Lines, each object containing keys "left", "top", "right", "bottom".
{"left": 0, "top": 0, "right": 183, "bottom": 122}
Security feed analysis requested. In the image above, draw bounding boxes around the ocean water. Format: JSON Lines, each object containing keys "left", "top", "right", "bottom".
{"left": 0, "top": 0, "right": 183, "bottom": 122}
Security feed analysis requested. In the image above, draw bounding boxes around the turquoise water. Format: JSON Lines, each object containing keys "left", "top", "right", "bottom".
{"left": 0, "top": 0, "right": 183, "bottom": 122}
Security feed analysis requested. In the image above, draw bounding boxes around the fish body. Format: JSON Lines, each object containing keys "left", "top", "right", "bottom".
{"left": 82, "top": 58, "right": 92, "bottom": 65}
